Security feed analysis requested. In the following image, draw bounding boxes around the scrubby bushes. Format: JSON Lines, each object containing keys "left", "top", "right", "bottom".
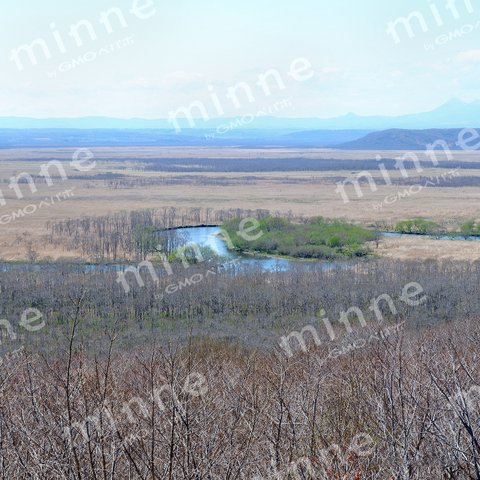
{"left": 394, "top": 218, "right": 440, "bottom": 235}
{"left": 222, "top": 216, "right": 375, "bottom": 259}
{"left": 394, "top": 218, "right": 480, "bottom": 238}
{"left": 460, "top": 219, "right": 480, "bottom": 238}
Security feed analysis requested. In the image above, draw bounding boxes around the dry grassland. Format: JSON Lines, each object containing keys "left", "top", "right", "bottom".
{"left": 1, "top": 147, "right": 479, "bottom": 260}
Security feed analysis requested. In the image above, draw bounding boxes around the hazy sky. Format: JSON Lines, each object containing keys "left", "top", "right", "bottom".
{"left": 1, "top": 0, "right": 479, "bottom": 118}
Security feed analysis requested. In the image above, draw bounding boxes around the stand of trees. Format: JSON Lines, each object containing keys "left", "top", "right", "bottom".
{"left": 0, "top": 259, "right": 479, "bottom": 355}
{"left": 47, "top": 207, "right": 273, "bottom": 261}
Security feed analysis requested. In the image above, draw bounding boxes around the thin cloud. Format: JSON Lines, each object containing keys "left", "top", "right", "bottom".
{"left": 457, "top": 50, "right": 480, "bottom": 64}
{"left": 163, "top": 71, "right": 204, "bottom": 87}
{"left": 319, "top": 66, "right": 343, "bottom": 75}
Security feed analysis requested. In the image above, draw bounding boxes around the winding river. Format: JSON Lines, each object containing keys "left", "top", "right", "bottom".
{"left": 2, "top": 226, "right": 480, "bottom": 273}
{"left": 176, "top": 226, "right": 338, "bottom": 271}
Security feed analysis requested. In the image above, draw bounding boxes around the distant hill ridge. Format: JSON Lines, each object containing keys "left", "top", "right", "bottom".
{"left": 0, "top": 127, "right": 478, "bottom": 149}
{"left": 337, "top": 128, "right": 480, "bottom": 150}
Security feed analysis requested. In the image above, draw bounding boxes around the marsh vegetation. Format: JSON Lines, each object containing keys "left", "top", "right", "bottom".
{"left": 223, "top": 216, "right": 375, "bottom": 259}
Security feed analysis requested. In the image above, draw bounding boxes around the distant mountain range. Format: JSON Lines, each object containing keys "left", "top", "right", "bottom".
{"left": 0, "top": 99, "right": 478, "bottom": 149}
{"left": 0, "top": 99, "right": 479, "bottom": 131}
{"left": 313, "top": 99, "right": 480, "bottom": 130}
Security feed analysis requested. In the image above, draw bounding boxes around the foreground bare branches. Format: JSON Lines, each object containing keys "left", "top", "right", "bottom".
{"left": 0, "top": 319, "right": 479, "bottom": 479}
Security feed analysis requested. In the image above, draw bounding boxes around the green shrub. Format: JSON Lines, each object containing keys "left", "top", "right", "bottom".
{"left": 394, "top": 218, "right": 439, "bottom": 235}
{"left": 222, "top": 216, "right": 374, "bottom": 259}
{"left": 460, "top": 220, "right": 480, "bottom": 237}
